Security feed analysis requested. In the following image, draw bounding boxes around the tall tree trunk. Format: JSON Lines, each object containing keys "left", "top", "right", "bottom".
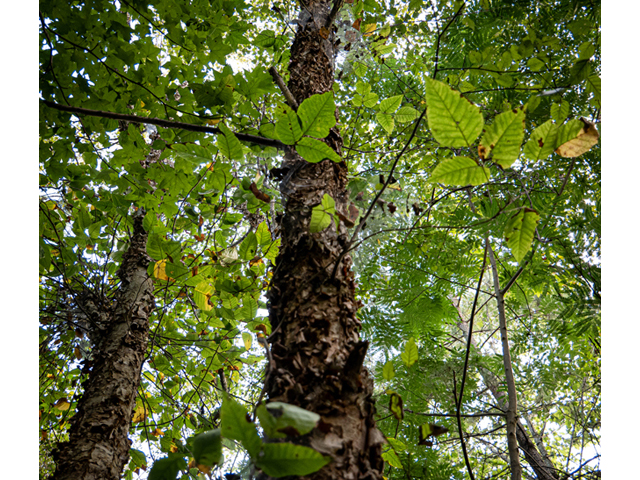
{"left": 263, "top": 1, "right": 385, "bottom": 479}
{"left": 52, "top": 210, "right": 155, "bottom": 480}
{"left": 455, "top": 307, "right": 560, "bottom": 480}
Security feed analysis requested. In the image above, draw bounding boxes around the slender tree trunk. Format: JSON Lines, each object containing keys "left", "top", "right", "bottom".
{"left": 487, "top": 242, "right": 522, "bottom": 480}
{"left": 52, "top": 210, "right": 155, "bottom": 480}
{"left": 454, "top": 293, "right": 560, "bottom": 480}
{"left": 262, "top": 1, "right": 384, "bottom": 479}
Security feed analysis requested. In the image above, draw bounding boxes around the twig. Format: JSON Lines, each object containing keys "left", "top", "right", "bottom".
{"left": 432, "top": 3, "right": 466, "bottom": 79}
{"left": 41, "top": 100, "right": 286, "bottom": 150}
{"left": 268, "top": 66, "right": 299, "bottom": 110}
{"left": 325, "top": 0, "right": 345, "bottom": 29}
{"left": 453, "top": 372, "right": 476, "bottom": 480}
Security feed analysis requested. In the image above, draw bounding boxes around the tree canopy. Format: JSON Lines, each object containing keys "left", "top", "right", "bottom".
{"left": 38, "top": 1, "right": 601, "bottom": 479}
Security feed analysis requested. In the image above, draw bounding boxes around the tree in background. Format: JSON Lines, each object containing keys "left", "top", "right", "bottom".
{"left": 39, "top": 0, "right": 600, "bottom": 479}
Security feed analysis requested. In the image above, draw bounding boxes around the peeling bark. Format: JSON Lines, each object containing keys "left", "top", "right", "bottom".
{"left": 51, "top": 210, "right": 155, "bottom": 480}
{"left": 262, "top": 1, "right": 384, "bottom": 479}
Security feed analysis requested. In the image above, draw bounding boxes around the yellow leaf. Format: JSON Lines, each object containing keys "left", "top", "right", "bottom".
{"left": 363, "top": 23, "right": 377, "bottom": 36}
{"left": 151, "top": 428, "right": 164, "bottom": 437}
{"left": 555, "top": 118, "right": 599, "bottom": 157}
{"left": 53, "top": 398, "right": 71, "bottom": 411}
{"left": 132, "top": 405, "right": 147, "bottom": 423}
{"left": 206, "top": 118, "right": 221, "bottom": 125}
{"left": 197, "top": 464, "right": 212, "bottom": 474}
{"left": 170, "top": 443, "right": 178, "bottom": 453}
{"left": 74, "top": 347, "right": 82, "bottom": 360}
{"left": 153, "top": 259, "right": 172, "bottom": 281}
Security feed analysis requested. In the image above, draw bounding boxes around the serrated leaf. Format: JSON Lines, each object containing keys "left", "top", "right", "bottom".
{"left": 256, "top": 443, "right": 330, "bottom": 477}
{"left": 523, "top": 120, "right": 558, "bottom": 161}
{"left": 401, "top": 337, "right": 418, "bottom": 367}
{"left": 376, "top": 112, "right": 394, "bottom": 133}
{"left": 424, "top": 79, "right": 484, "bottom": 147}
{"left": 309, "top": 194, "right": 336, "bottom": 233}
{"left": 220, "top": 396, "right": 261, "bottom": 458}
{"left": 275, "top": 107, "right": 303, "bottom": 145}
{"left": 239, "top": 232, "right": 258, "bottom": 260}
{"left": 379, "top": 94, "right": 403, "bottom": 113}
{"left": 191, "top": 430, "right": 223, "bottom": 467}
{"left": 295, "top": 137, "right": 341, "bottom": 163}
{"left": 382, "top": 360, "right": 395, "bottom": 380}
{"left": 256, "top": 402, "right": 320, "bottom": 439}
{"left": 217, "top": 123, "right": 244, "bottom": 161}
{"left": 297, "top": 92, "right": 336, "bottom": 138}
{"left": 395, "top": 106, "right": 420, "bottom": 123}
{"left": 430, "top": 157, "right": 490, "bottom": 186}
{"left": 479, "top": 108, "right": 525, "bottom": 168}
{"left": 504, "top": 209, "right": 540, "bottom": 262}
{"left": 555, "top": 118, "right": 599, "bottom": 158}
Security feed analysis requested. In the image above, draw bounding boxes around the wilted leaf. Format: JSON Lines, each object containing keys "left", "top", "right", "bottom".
{"left": 555, "top": 118, "right": 599, "bottom": 157}
{"left": 153, "top": 259, "right": 172, "bottom": 281}
{"left": 418, "top": 423, "right": 449, "bottom": 445}
{"left": 53, "top": 398, "right": 71, "bottom": 411}
{"left": 479, "top": 107, "right": 525, "bottom": 168}
{"left": 523, "top": 120, "right": 558, "bottom": 161}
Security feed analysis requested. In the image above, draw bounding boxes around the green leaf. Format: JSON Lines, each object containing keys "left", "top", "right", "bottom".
{"left": 297, "top": 92, "right": 337, "bottom": 138}
{"left": 256, "top": 443, "right": 330, "bottom": 477}
{"left": 382, "top": 360, "right": 395, "bottom": 380}
{"left": 389, "top": 392, "right": 404, "bottom": 420}
{"left": 256, "top": 222, "right": 272, "bottom": 245}
{"left": 550, "top": 100, "right": 570, "bottom": 124}
{"left": 379, "top": 94, "right": 403, "bottom": 113}
{"left": 430, "top": 157, "right": 490, "bottom": 186}
{"left": 523, "top": 120, "right": 558, "bottom": 161}
{"left": 309, "top": 194, "right": 336, "bottom": 233}
{"left": 382, "top": 448, "right": 403, "bottom": 468}
{"left": 376, "top": 112, "right": 394, "bottom": 134}
{"left": 275, "top": 107, "right": 303, "bottom": 145}
{"left": 295, "top": 137, "right": 341, "bottom": 163}
{"left": 480, "top": 108, "right": 525, "bottom": 168}
{"left": 585, "top": 75, "right": 601, "bottom": 109}
{"left": 239, "top": 232, "right": 258, "bottom": 260}
{"left": 527, "top": 57, "right": 546, "bottom": 71}
{"left": 220, "top": 395, "right": 262, "bottom": 458}
{"left": 191, "top": 429, "right": 223, "bottom": 467}
{"left": 401, "top": 337, "right": 418, "bottom": 368}
{"left": 147, "top": 454, "right": 187, "bottom": 480}
{"left": 256, "top": 402, "right": 320, "bottom": 439}
{"left": 504, "top": 208, "right": 540, "bottom": 262}
{"left": 236, "top": 297, "right": 258, "bottom": 320}
{"left": 362, "top": 92, "right": 379, "bottom": 108}
{"left": 395, "top": 106, "right": 420, "bottom": 123}
{"left": 555, "top": 119, "right": 584, "bottom": 147}
{"left": 424, "top": 79, "right": 484, "bottom": 147}
{"left": 217, "top": 123, "right": 244, "bottom": 161}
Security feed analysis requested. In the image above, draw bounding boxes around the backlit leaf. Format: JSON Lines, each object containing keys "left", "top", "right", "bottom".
{"left": 256, "top": 443, "right": 331, "bottom": 477}
{"left": 504, "top": 208, "right": 540, "bottom": 262}
{"left": 424, "top": 79, "right": 484, "bottom": 147}
{"left": 523, "top": 120, "right": 558, "bottom": 161}
{"left": 555, "top": 118, "right": 599, "bottom": 157}
{"left": 295, "top": 137, "right": 341, "bottom": 163}
{"left": 297, "top": 92, "right": 336, "bottom": 138}
{"left": 217, "top": 123, "right": 244, "bottom": 161}
{"left": 480, "top": 108, "right": 525, "bottom": 168}
{"left": 430, "top": 157, "right": 490, "bottom": 186}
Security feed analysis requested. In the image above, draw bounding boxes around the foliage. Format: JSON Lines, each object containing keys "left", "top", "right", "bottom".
{"left": 39, "top": 0, "right": 600, "bottom": 478}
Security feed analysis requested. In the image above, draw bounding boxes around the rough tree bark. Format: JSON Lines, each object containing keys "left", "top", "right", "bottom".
{"left": 262, "top": 1, "right": 385, "bottom": 479}
{"left": 51, "top": 210, "right": 155, "bottom": 480}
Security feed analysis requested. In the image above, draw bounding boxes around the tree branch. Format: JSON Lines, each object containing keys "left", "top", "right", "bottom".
{"left": 268, "top": 66, "right": 299, "bottom": 110}
{"left": 41, "top": 100, "right": 286, "bottom": 150}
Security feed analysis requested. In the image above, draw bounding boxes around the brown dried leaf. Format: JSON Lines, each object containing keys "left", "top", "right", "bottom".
{"left": 555, "top": 118, "right": 599, "bottom": 157}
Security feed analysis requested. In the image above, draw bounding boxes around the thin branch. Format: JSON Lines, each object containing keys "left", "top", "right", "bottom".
{"left": 268, "top": 66, "right": 299, "bottom": 110}
{"left": 453, "top": 371, "right": 476, "bottom": 480}
{"left": 325, "top": 0, "right": 345, "bottom": 29}
{"left": 41, "top": 100, "right": 286, "bottom": 150}
{"left": 432, "top": 3, "right": 466, "bottom": 79}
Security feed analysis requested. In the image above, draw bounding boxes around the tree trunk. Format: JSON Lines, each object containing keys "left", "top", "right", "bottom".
{"left": 52, "top": 210, "right": 155, "bottom": 480}
{"left": 262, "top": 2, "right": 385, "bottom": 479}
{"left": 455, "top": 308, "right": 560, "bottom": 480}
